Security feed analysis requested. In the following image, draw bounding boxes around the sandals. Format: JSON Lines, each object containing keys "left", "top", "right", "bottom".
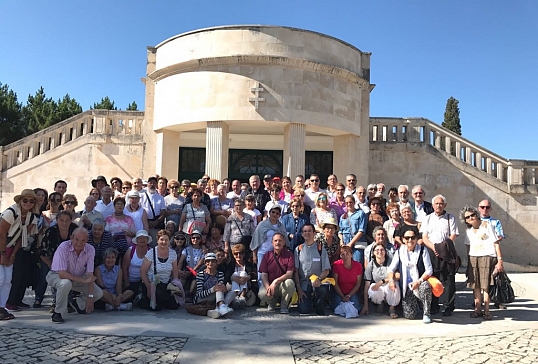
{"left": 33, "top": 300, "right": 42, "bottom": 308}
{"left": 470, "top": 311, "right": 483, "bottom": 318}
{"left": 483, "top": 312, "right": 492, "bottom": 320}
{"left": 389, "top": 308, "right": 398, "bottom": 319}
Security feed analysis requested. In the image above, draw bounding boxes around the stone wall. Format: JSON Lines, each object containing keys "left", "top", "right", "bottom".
{"left": 369, "top": 142, "right": 538, "bottom": 270}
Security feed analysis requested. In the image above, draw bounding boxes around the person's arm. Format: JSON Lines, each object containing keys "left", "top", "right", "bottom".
{"left": 115, "top": 269, "right": 124, "bottom": 305}
{"left": 179, "top": 211, "right": 187, "bottom": 232}
{"left": 422, "top": 232, "right": 435, "bottom": 251}
{"left": 261, "top": 272, "right": 271, "bottom": 291}
{"left": 348, "top": 273, "right": 363, "bottom": 298}
{"left": 140, "top": 257, "right": 151, "bottom": 290}
{"left": 94, "top": 268, "right": 105, "bottom": 288}
{"left": 141, "top": 210, "right": 149, "bottom": 232}
{"left": 494, "top": 241, "right": 504, "bottom": 272}
{"left": 203, "top": 207, "right": 211, "bottom": 234}
{"left": 294, "top": 269, "right": 306, "bottom": 301}
{"left": 122, "top": 248, "right": 131, "bottom": 287}
{"left": 360, "top": 279, "right": 370, "bottom": 316}
{"left": 171, "top": 259, "right": 179, "bottom": 280}
{"left": 332, "top": 272, "right": 345, "bottom": 300}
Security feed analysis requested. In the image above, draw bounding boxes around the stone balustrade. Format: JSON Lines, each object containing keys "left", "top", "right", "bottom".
{"left": 0, "top": 110, "right": 145, "bottom": 171}
{"left": 369, "top": 117, "right": 537, "bottom": 192}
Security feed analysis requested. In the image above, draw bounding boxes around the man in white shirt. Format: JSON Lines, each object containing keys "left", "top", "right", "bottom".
{"left": 141, "top": 176, "right": 166, "bottom": 242}
{"left": 410, "top": 185, "right": 433, "bottom": 222}
{"left": 227, "top": 179, "right": 242, "bottom": 200}
{"left": 397, "top": 184, "right": 412, "bottom": 212}
{"left": 344, "top": 174, "right": 357, "bottom": 197}
{"left": 78, "top": 196, "right": 103, "bottom": 230}
{"left": 304, "top": 174, "right": 325, "bottom": 209}
{"left": 95, "top": 186, "right": 114, "bottom": 219}
{"left": 355, "top": 186, "right": 370, "bottom": 214}
{"left": 420, "top": 194, "right": 459, "bottom": 316}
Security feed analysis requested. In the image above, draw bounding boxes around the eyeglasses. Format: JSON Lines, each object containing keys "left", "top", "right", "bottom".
{"left": 270, "top": 210, "right": 281, "bottom": 215}
{"left": 170, "top": 185, "right": 180, "bottom": 189}
{"left": 402, "top": 235, "right": 417, "bottom": 240}
{"left": 22, "top": 198, "right": 36, "bottom": 204}
{"left": 174, "top": 237, "right": 186, "bottom": 241}
{"left": 465, "top": 213, "right": 477, "bottom": 220}
{"left": 479, "top": 206, "right": 491, "bottom": 210}
{"left": 64, "top": 201, "right": 76, "bottom": 205}
{"left": 191, "top": 236, "right": 202, "bottom": 240}
{"left": 318, "top": 196, "right": 327, "bottom": 201}
{"left": 310, "top": 179, "right": 320, "bottom": 182}
{"left": 122, "top": 186, "right": 130, "bottom": 190}
{"left": 233, "top": 252, "right": 245, "bottom": 256}
{"left": 347, "top": 179, "right": 356, "bottom": 182}
{"left": 413, "top": 192, "right": 424, "bottom": 195}
{"left": 371, "top": 203, "right": 380, "bottom": 206}
{"left": 205, "top": 260, "right": 216, "bottom": 264}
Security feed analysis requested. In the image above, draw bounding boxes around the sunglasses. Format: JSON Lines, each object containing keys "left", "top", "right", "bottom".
{"left": 170, "top": 185, "right": 180, "bottom": 189}
{"left": 297, "top": 194, "right": 305, "bottom": 197}
{"left": 64, "top": 201, "right": 76, "bottom": 205}
{"left": 402, "top": 235, "right": 417, "bottom": 240}
{"left": 465, "top": 213, "right": 477, "bottom": 220}
{"left": 22, "top": 198, "right": 36, "bottom": 204}
{"left": 122, "top": 186, "right": 130, "bottom": 190}
{"left": 270, "top": 210, "right": 281, "bottom": 215}
{"left": 318, "top": 197, "right": 327, "bottom": 201}
{"left": 191, "top": 236, "right": 202, "bottom": 240}
{"left": 371, "top": 203, "right": 380, "bottom": 206}
{"left": 347, "top": 179, "right": 356, "bottom": 182}
{"left": 310, "top": 179, "right": 320, "bottom": 182}
{"left": 205, "top": 260, "right": 216, "bottom": 264}
{"left": 479, "top": 206, "right": 491, "bottom": 210}
{"left": 233, "top": 252, "right": 245, "bottom": 256}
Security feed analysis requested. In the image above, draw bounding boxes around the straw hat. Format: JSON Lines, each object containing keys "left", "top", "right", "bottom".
{"left": 14, "top": 189, "right": 37, "bottom": 204}
{"left": 320, "top": 217, "right": 339, "bottom": 232}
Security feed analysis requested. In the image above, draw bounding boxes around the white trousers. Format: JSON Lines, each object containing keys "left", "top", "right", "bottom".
{"left": 368, "top": 283, "right": 401, "bottom": 306}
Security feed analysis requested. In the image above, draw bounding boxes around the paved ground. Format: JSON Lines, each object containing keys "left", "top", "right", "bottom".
{"left": 1, "top": 273, "right": 537, "bottom": 363}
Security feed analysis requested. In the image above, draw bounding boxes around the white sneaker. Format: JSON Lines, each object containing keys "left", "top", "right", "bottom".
{"left": 218, "top": 304, "right": 233, "bottom": 317}
{"left": 207, "top": 309, "right": 220, "bottom": 319}
{"left": 119, "top": 303, "right": 133, "bottom": 311}
{"left": 105, "top": 304, "right": 115, "bottom": 312}
{"left": 267, "top": 304, "right": 276, "bottom": 311}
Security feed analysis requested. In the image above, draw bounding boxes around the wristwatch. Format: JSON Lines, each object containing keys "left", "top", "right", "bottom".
{"left": 88, "top": 294, "right": 94, "bottom": 298}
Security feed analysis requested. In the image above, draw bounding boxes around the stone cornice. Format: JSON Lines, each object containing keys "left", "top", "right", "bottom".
{"left": 147, "top": 55, "right": 369, "bottom": 86}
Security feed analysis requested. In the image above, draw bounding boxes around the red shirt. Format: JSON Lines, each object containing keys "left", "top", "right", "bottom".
{"left": 259, "top": 249, "right": 295, "bottom": 283}
{"left": 332, "top": 259, "right": 363, "bottom": 295}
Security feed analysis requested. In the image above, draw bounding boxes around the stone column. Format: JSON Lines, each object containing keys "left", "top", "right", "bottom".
{"left": 155, "top": 130, "right": 181, "bottom": 179}
{"left": 333, "top": 134, "right": 368, "bottom": 187}
{"left": 205, "top": 121, "right": 229, "bottom": 181}
{"left": 283, "top": 123, "right": 306, "bottom": 178}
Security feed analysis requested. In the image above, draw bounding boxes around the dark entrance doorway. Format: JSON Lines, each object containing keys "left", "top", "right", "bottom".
{"left": 228, "top": 149, "right": 283, "bottom": 183}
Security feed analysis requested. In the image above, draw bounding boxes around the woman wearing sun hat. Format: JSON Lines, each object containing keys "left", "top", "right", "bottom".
{"left": 0, "top": 189, "right": 40, "bottom": 319}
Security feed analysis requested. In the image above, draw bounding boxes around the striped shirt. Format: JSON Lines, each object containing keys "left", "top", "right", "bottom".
{"left": 51, "top": 241, "right": 95, "bottom": 277}
{"left": 194, "top": 270, "right": 224, "bottom": 303}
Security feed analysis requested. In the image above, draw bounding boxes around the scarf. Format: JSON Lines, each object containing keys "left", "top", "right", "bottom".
{"left": 398, "top": 244, "right": 421, "bottom": 297}
{"left": 5, "top": 204, "right": 37, "bottom": 249}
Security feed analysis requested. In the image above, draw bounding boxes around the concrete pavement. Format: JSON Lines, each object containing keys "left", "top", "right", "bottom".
{"left": 1, "top": 273, "right": 537, "bottom": 363}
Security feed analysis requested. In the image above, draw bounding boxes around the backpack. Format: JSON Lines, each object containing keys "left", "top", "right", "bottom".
{"left": 297, "top": 242, "right": 324, "bottom": 257}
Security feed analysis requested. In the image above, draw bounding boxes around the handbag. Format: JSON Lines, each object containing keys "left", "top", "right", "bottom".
{"left": 233, "top": 219, "right": 252, "bottom": 248}
{"left": 186, "top": 301, "right": 215, "bottom": 316}
{"left": 144, "top": 191, "right": 165, "bottom": 229}
{"left": 489, "top": 271, "right": 515, "bottom": 304}
{"left": 187, "top": 204, "right": 207, "bottom": 234}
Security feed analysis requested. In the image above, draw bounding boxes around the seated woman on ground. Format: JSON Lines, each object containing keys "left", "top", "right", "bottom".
{"left": 227, "top": 244, "right": 252, "bottom": 309}
{"left": 94, "top": 247, "right": 133, "bottom": 311}
{"left": 332, "top": 246, "right": 363, "bottom": 314}
{"left": 387, "top": 225, "right": 433, "bottom": 323}
{"left": 139, "top": 229, "right": 180, "bottom": 311}
{"left": 361, "top": 243, "right": 400, "bottom": 318}
{"left": 178, "top": 230, "right": 206, "bottom": 297}
{"left": 121, "top": 230, "right": 151, "bottom": 303}
{"left": 194, "top": 253, "right": 235, "bottom": 319}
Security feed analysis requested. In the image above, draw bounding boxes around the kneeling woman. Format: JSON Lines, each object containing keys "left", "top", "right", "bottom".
{"left": 139, "top": 230, "right": 180, "bottom": 310}
{"left": 387, "top": 225, "right": 433, "bottom": 323}
{"left": 194, "top": 253, "right": 235, "bottom": 319}
{"left": 94, "top": 247, "right": 133, "bottom": 311}
{"left": 332, "top": 246, "right": 363, "bottom": 313}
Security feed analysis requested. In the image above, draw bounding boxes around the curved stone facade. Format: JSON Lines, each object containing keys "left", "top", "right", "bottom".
{"left": 144, "top": 26, "right": 372, "bottom": 182}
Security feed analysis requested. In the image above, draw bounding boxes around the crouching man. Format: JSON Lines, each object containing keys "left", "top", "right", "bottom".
{"left": 46, "top": 227, "right": 103, "bottom": 323}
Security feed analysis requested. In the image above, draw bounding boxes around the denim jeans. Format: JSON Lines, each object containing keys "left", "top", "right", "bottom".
{"left": 297, "top": 283, "right": 329, "bottom": 314}
{"left": 34, "top": 258, "right": 55, "bottom": 304}
{"left": 352, "top": 247, "right": 365, "bottom": 266}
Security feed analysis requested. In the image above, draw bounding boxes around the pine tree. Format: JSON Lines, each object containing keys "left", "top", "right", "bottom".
{"left": 92, "top": 96, "right": 117, "bottom": 110}
{"left": 126, "top": 101, "right": 138, "bottom": 111}
{"left": 22, "top": 87, "right": 58, "bottom": 134}
{"left": 0, "top": 83, "right": 25, "bottom": 145}
{"left": 442, "top": 97, "right": 461, "bottom": 135}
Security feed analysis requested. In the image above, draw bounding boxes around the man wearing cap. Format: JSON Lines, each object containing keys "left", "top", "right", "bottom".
{"left": 92, "top": 176, "right": 108, "bottom": 192}
{"left": 263, "top": 174, "right": 273, "bottom": 191}
{"left": 95, "top": 186, "right": 114, "bottom": 219}
{"left": 46, "top": 227, "right": 103, "bottom": 323}
{"left": 250, "top": 205, "right": 290, "bottom": 272}
{"left": 77, "top": 196, "right": 103, "bottom": 230}
{"left": 304, "top": 174, "right": 326, "bottom": 209}
{"left": 294, "top": 223, "right": 331, "bottom": 315}
{"left": 140, "top": 176, "right": 166, "bottom": 242}
{"left": 243, "top": 175, "right": 271, "bottom": 214}
{"left": 258, "top": 232, "right": 295, "bottom": 314}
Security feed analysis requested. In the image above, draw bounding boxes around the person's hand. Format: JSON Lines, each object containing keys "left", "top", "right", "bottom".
{"left": 81, "top": 215, "right": 91, "bottom": 226}
{"left": 85, "top": 298, "right": 94, "bottom": 313}
{"left": 0, "top": 255, "right": 8, "bottom": 266}
{"left": 266, "top": 284, "right": 275, "bottom": 298}
{"left": 297, "top": 288, "right": 306, "bottom": 303}
{"left": 215, "top": 283, "right": 227, "bottom": 292}
{"left": 82, "top": 274, "right": 96, "bottom": 284}
{"left": 312, "top": 278, "right": 321, "bottom": 288}
{"left": 7, "top": 254, "right": 16, "bottom": 267}
{"left": 411, "top": 280, "right": 420, "bottom": 291}
{"left": 342, "top": 295, "right": 351, "bottom": 302}
{"left": 239, "top": 276, "right": 249, "bottom": 285}
{"left": 359, "top": 305, "right": 369, "bottom": 316}
{"left": 371, "top": 282, "right": 382, "bottom": 291}
{"left": 496, "top": 260, "right": 504, "bottom": 272}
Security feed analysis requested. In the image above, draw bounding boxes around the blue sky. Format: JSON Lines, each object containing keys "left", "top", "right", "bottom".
{"left": 1, "top": 1, "right": 537, "bottom": 159}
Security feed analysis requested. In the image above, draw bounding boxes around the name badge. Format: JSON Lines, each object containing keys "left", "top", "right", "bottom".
{"left": 313, "top": 257, "right": 321, "bottom": 262}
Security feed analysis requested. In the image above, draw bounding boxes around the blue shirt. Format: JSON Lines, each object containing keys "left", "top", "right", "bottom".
{"left": 339, "top": 209, "right": 367, "bottom": 246}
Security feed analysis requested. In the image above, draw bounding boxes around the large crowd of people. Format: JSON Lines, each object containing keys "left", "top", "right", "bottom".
{"left": 0, "top": 173, "right": 505, "bottom": 323}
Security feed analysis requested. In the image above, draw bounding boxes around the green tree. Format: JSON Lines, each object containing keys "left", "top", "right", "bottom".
{"left": 56, "top": 94, "right": 82, "bottom": 122}
{"left": 126, "top": 101, "right": 138, "bottom": 111}
{"left": 442, "top": 97, "right": 461, "bottom": 135}
{"left": 0, "top": 83, "right": 25, "bottom": 145}
{"left": 22, "top": 86, "right": 58, "bottom": 134}
{"left": 92, "top": 96, "right": 117, "bottom": 110}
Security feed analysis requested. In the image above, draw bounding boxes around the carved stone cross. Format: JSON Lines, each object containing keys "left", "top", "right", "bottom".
{"left": 249, "top": 83, "right": 265, "bottom": 110}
